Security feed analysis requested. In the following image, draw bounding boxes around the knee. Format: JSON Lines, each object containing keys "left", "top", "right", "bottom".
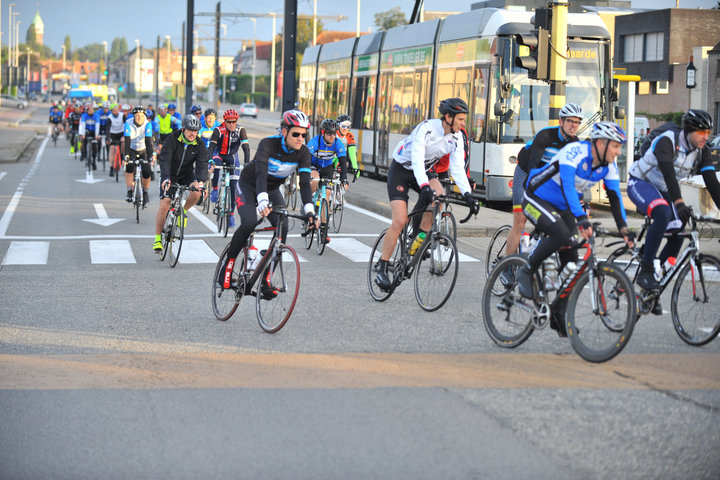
{"left": 649, "top": 204, "right": 673, "bottom": 226}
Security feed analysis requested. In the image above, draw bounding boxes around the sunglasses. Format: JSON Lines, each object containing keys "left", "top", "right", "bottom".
{"left": 290, "top": 131, "right": 308, "bottom": 138}
{"left": 695, "top": 129, "right": 712, "bottom": 136}
{"left": 225, "top": 120, "right": 237, "bottom": 124}
{"left": 339, "top": 124, "right": 351, "bottom": 128}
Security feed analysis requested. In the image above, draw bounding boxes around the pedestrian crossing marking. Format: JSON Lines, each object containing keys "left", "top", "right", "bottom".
{"left": 90, "top": 240, "right": 136, "bottom": 264}
{"left": 2, "top": 241, "right": 50, "bottom": 265}
{"left": 178, "top": 240, "right": 220, "bottom": 264}
{"left": 0, "top": 172, "right": 7, "bottom": 182}
{"left": 328, "top": 237, "right": 372, "bottom": 262}
{"left": 252, "top": 238, "right": 308, "bottom": 263}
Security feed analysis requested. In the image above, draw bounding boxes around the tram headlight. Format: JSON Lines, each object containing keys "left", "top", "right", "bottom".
{"left": 509, "top": 155, "right": 518, "bottom": 164}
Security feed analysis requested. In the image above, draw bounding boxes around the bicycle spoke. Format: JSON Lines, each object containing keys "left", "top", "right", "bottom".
{"left": 671, "top": 255, "right": 720, "bottom": 346}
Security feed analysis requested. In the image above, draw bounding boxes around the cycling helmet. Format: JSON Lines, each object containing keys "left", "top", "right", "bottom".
{"left": 181, "top": 114, "right": 201, "bottom": 130}
{"left": 132, "top": 106, "right": 146, "bottom": 115}
{"left": 223, "top": 109, "right": 239, "bottom": 121}
{"left": 110, "top": 103, "right": 119, "bottom": 110}
{"left": 167, "top": 103, "right": 177, "bottom": 110}
{"left": 102, "top": 100, "right": 110, "bottom": 108}
{"left": 438, "top": 97, "right": 469, "bottom": 116}
{"left": 682, "top": 109, "right": 712, "bottom": 133}
{"left": 204, "top": 107, "right": 217, "bottom": 117}
{"left": 336, "top": 114, "right": 352, "bottom": 126}
{"left": 559, "top": 103, "right": 584, "bottom": 119}
{"left": 281, "top": 109, "right": 310, "bottom": 129}
{"left": 320, "top": 118, "right": 337, "bottom": 134}
{"left": 190, "top": 104, "right": 202, "bottom": 114}
{"left": 589, "top": 121, "right": 627, "bottom": 144}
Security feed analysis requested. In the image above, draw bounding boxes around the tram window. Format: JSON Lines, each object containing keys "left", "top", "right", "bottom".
{"left": 390, "top": 73, "right": 403, "bottom": 133}
{"left": 402, "top": 74, "right": 414, "bottom": 133}
{"left": 472, "top": 66, "right": 488, "bottom": 143}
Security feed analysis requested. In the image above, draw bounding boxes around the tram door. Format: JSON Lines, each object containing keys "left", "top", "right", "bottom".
{"left": 376, "top": 73, "right": 393, "bottom": 171}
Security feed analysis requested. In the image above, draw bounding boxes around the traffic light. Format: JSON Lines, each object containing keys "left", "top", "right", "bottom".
{"left": 515, "top": 28, "right": 549, "bottom": 81}
{"left": 118, "top": 85, "right": 123, "bottom": 92}
{"left": 103, "top": 69, "right": 108, "bottom": 76}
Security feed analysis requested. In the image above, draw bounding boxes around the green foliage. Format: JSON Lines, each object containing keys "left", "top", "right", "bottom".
{"left": 110, "top": 37, "right": 128, "bottom": 62}
{"left": 637, "top": 111, "right": 684, "bottom": 126}
{"left": 374, "top": 7, "right": 407, "bottom": 31}
{"left": 295, "top": 17, "right": 323, "bottom": 53}
{"left": 74, "top": 43, "right": 107, "bottom": 62}
{"left": 64, "top": 36, "right": 72, "bottom": 55}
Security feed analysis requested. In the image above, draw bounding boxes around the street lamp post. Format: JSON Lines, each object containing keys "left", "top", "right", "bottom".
{"left": 14, "top": 19, "right": 20, "bottom": 92}
{"left": 135, "top": 39, "right": 141, "bottom": 102}
{"left": 165, "top": 35, "right": 171, "bottom": 84}
{"left": 102, "top": 41, "right": 108, "bottom": 85}
{"left": 251, "top": 18, "right": 256, "bottom": 95}
{"left": 7, "top": 4, "right": 15, "bottom": 72}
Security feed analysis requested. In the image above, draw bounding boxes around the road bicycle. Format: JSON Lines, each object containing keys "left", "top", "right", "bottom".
{"left": 69, "top": 128, "right": 80, "bottom": 160}
{"left": 605, "top": 211, "right": 720, "bottom": 346}
{"left": 127, "top": 155, "right": 150, "bottom": 224}
{"left": 483, "top": 225, "right": 637, "bottom": 363}
{"left": 213, "top": 164, "right": 236, "bottom": 238}
{"left": 109, "top": 139, "right": 122, "bottom": 182}
{"left": 366, "top": 193, "right": 474, "bottom": 311}
{"left": 160, "top": 184, "right": 199, "bottom": 268}
{"left": 51, "top": 123, "right": 61, "bottom": 147}
{"left": 301, "top": 177, "right": 337, "bottom": 255}
{"left": 436, "top": 177, "right": 460, "bottom": 242}
{"left": 84, "top": 137, "right": 100, "bottom": 174}
{"left": 212, "top": 207, "right": 307, "bottom": 333}
{"left": 97, "top": 134, "right": 107, "bottom": 172}
{"left": 282, "top": 171, "right": 298, "bottom": 211}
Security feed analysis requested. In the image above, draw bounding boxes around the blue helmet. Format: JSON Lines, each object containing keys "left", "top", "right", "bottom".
{"left": 168, "top": 103, "right": 177, "bottom": 110}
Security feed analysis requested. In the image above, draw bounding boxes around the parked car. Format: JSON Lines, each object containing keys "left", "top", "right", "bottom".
{"left": 239, "top": 102, "right": 258, "bottom": 118}
{"left": 708, "top": 135, "right": 720, "bottom": 170}
{"left": 1, "top": 94, "right": 29, "bottom": 110}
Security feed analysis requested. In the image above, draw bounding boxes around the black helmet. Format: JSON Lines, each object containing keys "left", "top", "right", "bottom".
{"left": 682, "top": 109, "right": 712, "bottom": 133}
{"left": 336, "top": 114, "right": 351, "bottom": 125}
{"left": 204, "top": 107, "right": 217, "bottom": 117}
{"left": 181, "top": 114, "right": 201, "bottom": 131}
{"left": 439, "top": 97, "right": 469, "bottom": 116}
{"left": 132, "top": 106, "right": 145, "bottom": 115}
{"left": 320, "top": 118, "right": 337, "bottom": 134}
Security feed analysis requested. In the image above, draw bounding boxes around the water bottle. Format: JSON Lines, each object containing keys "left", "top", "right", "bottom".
{"left": 519, "top": 232, "right": 531, "bottom": 255}
{"left": 653, "top": 259, "right": 663, "bottom": 282}
{"left": 246, "top": 245, "right": 259, "bottom": 271}
{"left": 662, "top": 256, "right": 676, "bottom": 276}
{"left": 543, "top": 257, "right": 558, "bottom": 291}
{"left": 559, "top": 261, "right": 577, "bottom": 284}
{"left": 409, "top": 232, "right": 426, "bottom": 255}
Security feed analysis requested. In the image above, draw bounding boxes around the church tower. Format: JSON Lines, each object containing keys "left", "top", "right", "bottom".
{"left": 30, "top": 10, "right": 44, "bottom": 46}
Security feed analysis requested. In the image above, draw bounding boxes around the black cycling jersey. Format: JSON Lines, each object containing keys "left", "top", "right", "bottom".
{"left": 518, "top": 126, "right": 578, "bottom": 173}
{"left": 240, "top": 134, "right": 313, "bottom": 207}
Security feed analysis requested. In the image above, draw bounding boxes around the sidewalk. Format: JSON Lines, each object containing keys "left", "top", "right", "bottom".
{"left": 0, "top": 104, "right": 43, "bottom": 163}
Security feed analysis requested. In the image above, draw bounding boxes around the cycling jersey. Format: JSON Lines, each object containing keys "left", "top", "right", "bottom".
{"left": 518, "top": 125, "right": 578, "bottom": 173}
{"left": 392, "top": 118, "right": 471, "bottom": 195}
{"left": 335, "top": 130, "right": 358, "bottom": 171}
{"left": 79, "top": 111, "right": 101, "bottom": 136}
{"left": 240, "top": 134, "right": 313, "bottom": 206}
{"left": 68, "top": 112, "right": 82, "bottom": 130}
{"left": 157, "top": 113, "right": 178, "bottom": 135}
{"left": 209, "top": 123, "right": 250, "bottom": 164}
{"left": 433, "top": 127, "right": 469, "bottom": 174}
{"left": 158, "top": 130, "right": 208, "bottom": 182}
{"left": 98, "top": 108, "right": 110, "bottom": 135}
{"left": 307, "top": 134, "right": 346, "bottom": 168}
{"left": 49, "top": 110, "right": 63, "bottom": 123}
{"left": 199, "top": 120, "right": 222, "bottom": 150}
{"left": 124, "top": 118, "right": 154, "bottom": 153}
{"left": 107, "top": 112, "right": 125, "bottom": 135}
{"left": 526, "top": 140, "right": 626, "bottom": 224}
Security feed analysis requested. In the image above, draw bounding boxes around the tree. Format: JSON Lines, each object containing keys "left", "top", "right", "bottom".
{"left": 110, "top": 37, "right": 128, "bottom": 62}
{"left": 295, "top": 17, "right": 323, "bottom": 52}
{"left": 64, "top": 36, "right": 72, "bottom": 56}
{"left": 374, "top": 7, "right": 407, "bottom": 31}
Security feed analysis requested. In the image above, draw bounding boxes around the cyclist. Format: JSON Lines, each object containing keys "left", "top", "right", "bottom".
{"left": 67, "top": 103, "right": 83, "bottom": 155}
{"left": 515, "top": 122, "right": 636, "bottom": 334}
{"left": 505, "top": 103, "right": 584, "bottom": 261}
{"left": 49, "top": 104, "right": 64, "bottom": 138}
{"left": 190, "top": 104, "right": 203, "bottom": 122}
{"left": 375, "top": 98, "right": 479, "bottom": 291}
{"left": 167, "top": 103, "right": 182, "bottom": 124}
{"left": 307, "top": 118, "right": 349, "bottom": 243}
{"left": 430, "top": 125, "right": 475, "bottom": 188}
{"left": 208, "top": 109, "right": 250, "bottom": 227}
{"left": 107, "top": 103, "right": 126, "bottom": 177}
{"left": 156, "top": 104, "right": 176, "bottom": 147}
{"left": 79, "top": 103, "right": 101, "bottom": 167}
{"left": 97, "top": 101, "right": 111, "bottom": 163}
{"left": 627, "top": 109, "right": 720, "bottom": 296}
{"left": 153, "top": 114, "right": 208, "bottom": 253}
{"left": 123, "top": 106, "right": 155, "bottom": 205}
{"left": 218, "top": 109, "right": 315, "bottom": 293}
{"left": 198, "top": 107, "right": 221, "bottom": 149}
{"left": 335, "top": 114, "right": 360, "bottom": 180}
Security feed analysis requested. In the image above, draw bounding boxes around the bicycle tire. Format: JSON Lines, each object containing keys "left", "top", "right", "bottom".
{"left": 212, "top": 244, "right": 243, "bottom": 321}
{"left": 438, "top": 210, "right": 457, "bottom": 243}
{"left": 134, "top": 175, "right": 142, "bottom": 224}
{"left": 203, "top": 184, "right": 211, "bottom": 214}
{"left": 671, "top": 254, "right": 720, "bottom": 346}
{"left": 486, "top": 225, "right": 513, "bottom": 295}
{"left": 316, "top": 198, "right": 328, "bottom": 255}
{"left": 482, "top": 255, "right": 535, "bottom": 348}
{"left": 169, "top": 209, "right": 185, "bottom": 268}
{"left": 367, "top": 228, "right": 403, "bottom": 302}
{"left": 222, "top": 187, "right": 231, "bottom": 238}
{"left": 303, "top": 220, "right": 314, "bottom": 249}
{"left": 256, "top": 245, "right": 300, "bottom": 333}
{"left": 332, "top": 187, "right": 344, "bottom": 233}
{"left": 414, "top": 231, "right": 459, "bottom": 312}
{"left": 215, "top": 183, "right": 225, "bottom": 233}
{"left": 290, "top": 181, "right": 298, "bottom": 210}
{"left": 566, "top": 263, "right": 636, "bottom": 363}
{"left": 160, "top": 210, "right": 173, "bottom": 261}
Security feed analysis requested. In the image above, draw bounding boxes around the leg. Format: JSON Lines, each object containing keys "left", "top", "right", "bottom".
{"left": 155, "top": 198, "right": 171, "bottom": 235}
{"left": 506, "top": 166, "right": 529, "bottom": 255}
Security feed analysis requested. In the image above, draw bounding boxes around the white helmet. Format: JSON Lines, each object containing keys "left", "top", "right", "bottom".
{"left": 559, "top": 103, "right": 584, "bottom": 119}
{"left": 589, "top": 121, "right": 627, "bottom": 144}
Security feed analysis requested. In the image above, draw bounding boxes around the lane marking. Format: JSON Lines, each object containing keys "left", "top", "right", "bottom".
{"left": 2, "top": 241, "right": 50, "bottom": 265}
{"left": 89, "top": 240, "right": 136, "bottom": 264}
{"left": 83, "top": 203, "right": 125, "bottom": 227}
{"left": 0, "top": 351, "right": 718, "bottom": 391}
{"left": 345, "top": 202, "right": 391, "bottom": 224}
{"left": 0, "top": 233, "right": 379, "bottom": 240}
{"left": 0, "top": 172, "right": 6, "bottom": 182}
{"left": 0, "top": 136, "right": 48, "bottom": 237}
{"left": 187, "top": 207, "right": 220, "bottom": 233}
{"left": 327, "top": 237, "right": 373, "bottom": 262}
{"left": 178, "top": 239, "right": 220, "bottom": 263}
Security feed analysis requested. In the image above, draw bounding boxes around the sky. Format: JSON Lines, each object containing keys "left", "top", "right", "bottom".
{"left": 4, "top": 0, "right": 717, "bottom": 57}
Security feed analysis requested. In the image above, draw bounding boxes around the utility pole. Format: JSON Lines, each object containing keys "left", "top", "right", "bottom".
{"left": 282, "top": 0, "right": 298, "bottom": 112}
{"left": 155, "top": 35, "right": 160, "bottom": 108}
{"left": 181, "top": 21, "right": 185, "bottom": 105}
{"left": 186, "top": 0, "right": 194, "bottom": 114}
{"left": 270, "top": 14, "right": 277, "bottom": 111}
{"left": 214, "top": 1, "right": 220, "bottom": 106}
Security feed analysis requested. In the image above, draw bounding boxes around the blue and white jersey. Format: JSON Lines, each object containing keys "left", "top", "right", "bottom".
{"left": 199, "top": 120, "right": 222, "bottom": 150}
{"left": 79, "top": 111, "right": 101, "bottom": 136}
{"left": 526, "top": 140, "right": 626, "bottom": 221}
{"left": 123, "top": 118, "right": 153, "bottom": 152}
{"left": 307, "top": 134, "right": 346, "bottom": 168}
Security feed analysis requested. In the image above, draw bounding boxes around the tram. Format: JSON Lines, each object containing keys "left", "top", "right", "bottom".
{"left": 298, "top": 8, "right": 615, "bottom": 201}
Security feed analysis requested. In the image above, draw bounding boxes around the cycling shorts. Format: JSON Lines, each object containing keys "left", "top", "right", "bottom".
{"left": 626, "top": 176, "right": 683, "bottom": 231}
{"left": 160, "top": 173, "right": 197, "bottom": 200}
{"left": 109, "top": 133, "right": 123, "bottom": 145}
{"left": 312, "top": 164, "right": 335, "bottom": 180}
{"left": 386, "top": 160, "right": 437, "bottom": 203}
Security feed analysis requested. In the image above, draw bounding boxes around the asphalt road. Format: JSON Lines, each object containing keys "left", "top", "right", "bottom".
{"left": 0, "top": 106, "right": 718, "bottom": 479}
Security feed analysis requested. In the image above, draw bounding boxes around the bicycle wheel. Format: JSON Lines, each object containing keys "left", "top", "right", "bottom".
{"left": 302, "top": 220, "right": 314, "bottom": 249}
{"left": 202, "top": 184, "right": 211, "bottom": 213}
{"left": 160, "top": 209, "right": 173, "bottom": 261}
{"left": 482, "top": 255, "right": 535, "bottom": 348}
{"left": 437, "top": 210, "right": 457, "bottom": 243}
{"left": 485, "top": 225, "right": 513, "bottom": 295}
{"left": 222, "top": 187, "right": 231, "bottom": 238}
{"left": 367, "top": 228, "right": 403, "bottom": 302}
{"left": 290, "top": 181, "right": 298, "bottom": 210}
{"left": 134, "top": 176, "right": 142, "bottom": 224}
{"left": 566, "top": 263, "right": 636, "bottom": 363}
{"left": 316, "top": 198, "right": 329, "bottom": 255}
{"left": 256, "top": 245, "right": 300, "bottom": 333}
{"left": 671, "top": 254, "right": 720, "bottom": 346}
{"left": 283, "top": 178, "right": 292, "bottom": 209}
{"left": 414, "top": 232, "right": 459, "bottom": 312}
{"left": 332, "top": 187, "right": 344, "bottom": 233}
{"left": 169, "top": 209, "right": 185, "bottom": 268}
{"left": 215, "top": 184, "right": 225, "bottom": 233}
{"left": 212, "top": 244, "right": 244, "bottom": 321}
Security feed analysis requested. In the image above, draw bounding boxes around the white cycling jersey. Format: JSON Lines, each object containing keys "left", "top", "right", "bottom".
{"left": 107, "top": 112, "right": 125, "bottom": 135}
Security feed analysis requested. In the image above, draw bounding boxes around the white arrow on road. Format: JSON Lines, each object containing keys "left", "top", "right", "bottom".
{"left": 83, "top": 203, "right": 125, "bottom": 227}
{"left": 76, "top": 172, "right": 104, "bottom": 184}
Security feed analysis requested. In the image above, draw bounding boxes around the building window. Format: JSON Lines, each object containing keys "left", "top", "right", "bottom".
{"left": 623, "top": 34, "right": 643, "bottom": 63}
{"left": 637, "top": 81, "right": 650, "bottom": 95}
{"left": 645, "top": 32, "right": 663, "bottom": 62}
{"left": 656, "top": 81, "right": 669, "bottom": 94}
